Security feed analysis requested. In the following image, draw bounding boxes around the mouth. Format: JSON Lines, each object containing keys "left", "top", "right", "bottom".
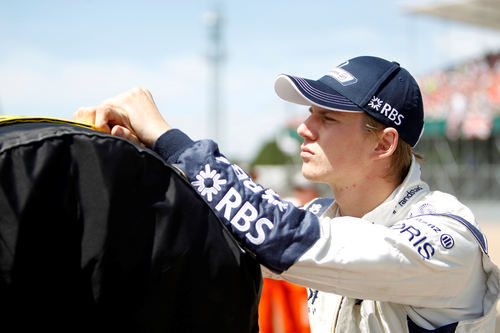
{"left": 300, "top": 146, "right": 314, "bottom": 159}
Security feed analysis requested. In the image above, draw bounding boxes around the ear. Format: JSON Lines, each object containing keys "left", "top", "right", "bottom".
{"left": 372, "top": 127, "right": 398, "bottom": 160}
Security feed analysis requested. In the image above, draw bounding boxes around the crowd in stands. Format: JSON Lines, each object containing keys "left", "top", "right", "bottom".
{"left": 418, "top": 52, "right": 500, "bottom": 139}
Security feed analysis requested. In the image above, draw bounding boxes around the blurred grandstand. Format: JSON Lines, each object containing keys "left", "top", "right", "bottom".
{"left": 408, "top": 0, "right": 500, "bottom": 201}
{"left": 417, "top": 52, "right": 500, "bottom": 200}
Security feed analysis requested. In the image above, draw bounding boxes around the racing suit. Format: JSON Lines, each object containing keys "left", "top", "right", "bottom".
{"left": 153, "top": 129, "right": 500, "bottom": 332}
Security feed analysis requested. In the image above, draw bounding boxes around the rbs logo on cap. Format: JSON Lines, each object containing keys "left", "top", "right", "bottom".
{"left": 367, "top": 96, "right": 404, "bottom": 126}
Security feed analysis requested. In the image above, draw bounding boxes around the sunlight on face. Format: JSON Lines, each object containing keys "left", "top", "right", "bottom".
{"left": 297, "top": 106, "right": 376, "bottom": 189}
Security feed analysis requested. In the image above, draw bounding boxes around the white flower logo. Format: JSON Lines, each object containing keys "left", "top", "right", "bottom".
{"left": 308, "top": 204, "right": 322, "bottom": 215}
{"left": 368, "top": 96, "right": 383, "bottom": 111}
{"left": 262, "top": 189, "right": 288, "bottom": 212}
{"left": 191, "top": 164, "right": 227, "bottom": 202}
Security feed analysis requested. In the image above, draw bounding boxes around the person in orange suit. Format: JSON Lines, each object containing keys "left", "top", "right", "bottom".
{"left": 258, "top": 174, "right": 320, "bottom": 333}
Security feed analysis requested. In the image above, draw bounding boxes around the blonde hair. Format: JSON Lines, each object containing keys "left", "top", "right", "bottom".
{"left": 363, "top": 114, "right": 422, "bottom": 183}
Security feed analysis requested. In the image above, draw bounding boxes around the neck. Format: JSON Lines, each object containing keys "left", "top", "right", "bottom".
{"left": 332, "top": 174, "right": 399, "bottom": 218}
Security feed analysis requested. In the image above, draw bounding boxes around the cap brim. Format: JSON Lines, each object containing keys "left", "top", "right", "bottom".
{"left": 274, "top": 75, "right": 363, "bottom": 112}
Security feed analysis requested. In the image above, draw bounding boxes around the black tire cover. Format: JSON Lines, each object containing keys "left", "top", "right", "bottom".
{"left": 0, "top": 121, "right": 261, "bottom": 333}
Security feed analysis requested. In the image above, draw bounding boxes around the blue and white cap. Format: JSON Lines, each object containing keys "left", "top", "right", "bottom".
{"left": 274, "top": 56, "right": 424, "bottom": 147}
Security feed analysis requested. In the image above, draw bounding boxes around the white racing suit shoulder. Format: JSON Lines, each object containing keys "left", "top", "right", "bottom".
{"left": 281, "top": 160, "right": 500, "bottom": 333}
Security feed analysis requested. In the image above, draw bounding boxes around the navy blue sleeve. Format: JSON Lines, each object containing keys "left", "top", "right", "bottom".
{"left": 153, "top": 129, "right": 321, "bottom": 273}
{"left": 152, "top": 129, "right": 194, "bottom": 164}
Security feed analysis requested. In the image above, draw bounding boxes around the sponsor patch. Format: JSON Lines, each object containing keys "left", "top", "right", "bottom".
{"left": 367, "top": 95, "right": 405, "bottom": 126}
{"left": 326, "top": 66, "right": 358, "bottom": 86}
{"left": 398, "top": 186, "right": 423, "bottom": 207}
{"left": 391, "top": 222, "right": 435, "bottom": 260}
{"left": 192, "top": 161, "right": 288, "bottom": 246}
{"left": 191, "top": 164, "right": 227, "bottom": 202}
{"left": 440, "top": 234, "right": 455, "bottom": 249}
{"left": 307, "top": 289, "right": 319, "bottom": 316}
{"left": 308, "top": 203, "right": 322, "bottom": 215}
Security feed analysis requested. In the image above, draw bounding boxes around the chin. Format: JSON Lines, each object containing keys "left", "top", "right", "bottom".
{"left": 301, "top": 166, "right": 322, "bottom": 182}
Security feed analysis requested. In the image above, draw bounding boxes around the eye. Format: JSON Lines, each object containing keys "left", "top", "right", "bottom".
{"left": 322, "top": 114, "right": 337, "bottom": 122}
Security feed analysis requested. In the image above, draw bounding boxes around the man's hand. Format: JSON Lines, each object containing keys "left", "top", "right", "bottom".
{"left": 74, "top": 87, "right": 172, "bottom": 147}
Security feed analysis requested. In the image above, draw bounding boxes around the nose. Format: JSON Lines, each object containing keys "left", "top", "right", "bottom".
{"left": 297, "top": 115, "right": 317, "bottom": 141}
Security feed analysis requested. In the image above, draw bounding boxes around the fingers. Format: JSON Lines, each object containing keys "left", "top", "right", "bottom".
{"left": 74, "top": 105, "right": 123, "bottom": 135}
{"left": 74, "top": 104, "right": 141, "bottom": 145}
{"left": 73, "top": 106, "right": 96, "bottom": 126}
{"left": 102, "top": 87, "right": 170, "bottom": 146}
{"left": 94, "top": 105, "right": 118, "bottom": 134}
{"left": 111, "top": 125, "right": 142, "bottom": 145}
{"left": 75, "top": 87, "right": 171, "bottom": 147}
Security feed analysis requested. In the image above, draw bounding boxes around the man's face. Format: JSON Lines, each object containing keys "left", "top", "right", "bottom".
{"left": 297, "top": 106, "right": 376, "bottom": 189}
